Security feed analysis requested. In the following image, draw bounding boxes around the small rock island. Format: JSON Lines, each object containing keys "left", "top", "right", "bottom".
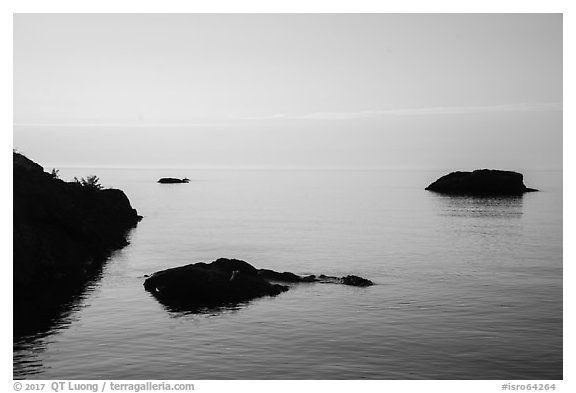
{"left": 14, "top": 152, "right": 142, "bottom": 335}
{"left": 425, "top": 169, "right": 538, "bottom": 195}
{"left": 158, "top": 177, "right": 190, "bottom": 184}
{"left": 144, "top": 258, "right": 373, "bottom": 311}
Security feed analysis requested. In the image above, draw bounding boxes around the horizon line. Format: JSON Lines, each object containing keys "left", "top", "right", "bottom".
{"left": 34, "top": 164, "right": 564, "bottom": 172}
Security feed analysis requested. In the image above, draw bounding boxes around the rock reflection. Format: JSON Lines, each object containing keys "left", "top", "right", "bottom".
{"left": 431, "top": 194, "right": 524, "bottom": 219}
{"left": 146, "top": 291, "right": 248, "bottom": 318}
{"left": 13, "top": 259, "right": 106, "bottom": 379}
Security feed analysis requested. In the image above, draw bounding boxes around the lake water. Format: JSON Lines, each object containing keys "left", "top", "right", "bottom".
{"left": 13, "top": 168, "right": 563, "bottom": 379}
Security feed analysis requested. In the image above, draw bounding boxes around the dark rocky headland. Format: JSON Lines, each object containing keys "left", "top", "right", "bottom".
{"left": 158, "top": 177, "right": 190, "bottom": 184}
{"left": 425, "top": 169, "right": 538, "bottom": 195}
{"left": 14, "top": 152, "right": 142, "bottom": 335}
{"left": 144, "top": 258, "right": 373, "bottom": 312}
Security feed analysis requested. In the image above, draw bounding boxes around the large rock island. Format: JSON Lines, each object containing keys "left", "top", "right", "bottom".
{"left": 425, "top": 169, "right": 538, "bottom": 195}
{"left": 13, "top": 152, "right": 142, "bottom": 335}
{"left": 144, "top": 258, "right": 373, "bottom": 311}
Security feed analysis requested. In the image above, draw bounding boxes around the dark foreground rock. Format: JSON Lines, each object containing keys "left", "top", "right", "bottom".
{"left": 425, "top": 169, "right": 538, "bottom": 195}
{"left": 144, "top": 258, "right": 373, "bottom": 311}
{"left": 158, "top": 177, "right": 190, "bottom": 184}
{"left": 144, "top": 259, "right": 289, "bottom": 309}
{"left": 14, "top": 152, "right": 142, "bottom": 335}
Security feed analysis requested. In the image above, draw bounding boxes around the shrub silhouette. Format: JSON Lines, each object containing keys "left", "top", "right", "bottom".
{"left": 74, "top": 175, "right": 103, "bottom": 190}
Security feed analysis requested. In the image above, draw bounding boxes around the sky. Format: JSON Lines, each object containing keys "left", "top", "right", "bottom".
{"left": 13, "top": 13, "right": 563, "bottom": 169}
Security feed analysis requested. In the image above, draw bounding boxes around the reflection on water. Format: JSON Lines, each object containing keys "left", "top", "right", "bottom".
{"left": 14, "top": 271, "right": 101, "bottom": 337}
{"left": 13, "top": 285, "right": 96, "bottom": 379}
{"left": 145, "top": 290, "right": 248, "bottom": 318}
{"left": 430, "top": 194, "right": 524, "bottom": 218}
{"left": 13, "top": 253, "right": 114, "bottom": 379}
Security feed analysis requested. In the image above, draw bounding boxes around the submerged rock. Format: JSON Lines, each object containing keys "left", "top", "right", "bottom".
{"left": 425, "top": 169, "right": 538, "bottom": 195}
{"left": 158, "top": 177, "right": 190, "bottom": 184}
{"left": 341, "top": 275, "right": 374, "bottom": 287}
{"left": 259, "top": 270, "right": 374, "bottom": 287}
{"left": 144, "top": 258, "right": 373, "bottom": 311}
{"left": 257, "top": 268, "right": 306, "bottom": 283}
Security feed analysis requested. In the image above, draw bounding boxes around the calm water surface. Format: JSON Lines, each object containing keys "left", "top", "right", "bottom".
{"left": 13, "top": 168, "right": 562, "bottom": 379}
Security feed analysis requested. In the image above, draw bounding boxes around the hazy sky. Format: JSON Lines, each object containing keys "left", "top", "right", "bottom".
{"left": 13, "top": 14, "right": 562, "bottom": 169}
